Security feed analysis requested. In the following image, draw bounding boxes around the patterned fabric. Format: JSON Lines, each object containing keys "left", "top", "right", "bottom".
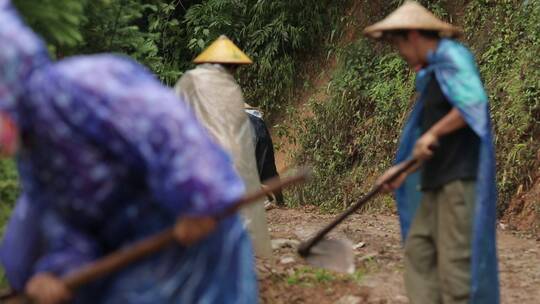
{"left": 0, "top": 2, "right": 257, "bottom": 303}
{"left": 0, "top": 0, "right": 49, "bottom": 119}
{"left": 395, "top": 39, "right": 499, "bottom": 304}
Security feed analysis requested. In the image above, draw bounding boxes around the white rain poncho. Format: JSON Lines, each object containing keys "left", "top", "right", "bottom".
{"left": 174, "top": 64, "right": 272, "bottom": 258}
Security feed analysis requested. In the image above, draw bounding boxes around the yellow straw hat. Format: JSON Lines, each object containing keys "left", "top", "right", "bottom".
{"left": 193, "top": 35, "right": 253, "bottom": 65}
{"left": 363, "top": 1, "right": 461, "bottom": 39}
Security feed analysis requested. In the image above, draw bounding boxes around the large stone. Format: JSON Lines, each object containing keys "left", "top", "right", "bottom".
{"left": 280, "top": 256, "right": 296, "bottom": 264}
{"left": 336, "top": 295, "right": 361, "bottom": 304}
{"left": 394, "top": 295, "right": 409, "bottom": 303}
{"left": 353, "top": 241, "right": 366, "bottom": 249}
{"left": 271, "top": 238, "right": 300, "bottom": 250}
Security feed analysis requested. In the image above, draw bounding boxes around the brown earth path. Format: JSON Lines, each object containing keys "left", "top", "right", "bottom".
{"left": 258, "top": 207, "right": 540, "bottom": 304}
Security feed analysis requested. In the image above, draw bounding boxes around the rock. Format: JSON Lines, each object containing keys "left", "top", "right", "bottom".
{"left": 280, "top": 256, "right": 295, "bottom": 265}
{"left": 271, "top": 238, "right": 300, "bottom": 250}
{"left": 264, "top": 201, "right": 276, "bottom": 211}
{"left": 324, "top": 288, "right": 335, "bottom": 296}
{"left": 394, "top": 295, "right": 409, "bottom": 303}
{"left": 293, "top": 228, "right": 316, "bottom": 239}
{"left": 336, "top": 295, "right": 362, "bottom": 304}
{"left": 358, "top": 252, "right": 378, "bottom": 262}
{"left": 353, "top": 242, "right": 366, "bottom": 249}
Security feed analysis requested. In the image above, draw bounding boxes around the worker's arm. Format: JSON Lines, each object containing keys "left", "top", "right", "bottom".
{"left": 412, "top": 108, "right": 467, "bottom": 161}
{"left": 378, "top": 108, "right": 468, "bottom": 192}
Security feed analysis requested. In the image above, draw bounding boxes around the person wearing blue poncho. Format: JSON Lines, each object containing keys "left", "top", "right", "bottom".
{"left": 0, "top": 1, "right": 257, "bottom": 303}
{"left": 364, "top": 2, "right": 498, "bottom": 304}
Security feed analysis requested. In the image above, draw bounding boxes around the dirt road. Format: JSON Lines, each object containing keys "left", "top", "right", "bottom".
{"left": 258, "top": 207, "right": 540, "bottom": 303}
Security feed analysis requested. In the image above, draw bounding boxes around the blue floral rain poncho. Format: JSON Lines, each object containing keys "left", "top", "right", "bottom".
{"left": 0, "top": 1, "right": 257, "bottom": 303}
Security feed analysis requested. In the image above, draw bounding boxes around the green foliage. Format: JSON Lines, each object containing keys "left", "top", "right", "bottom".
{"left": 0, "top": 159, "right": 19, "bottom": 235}
{"left": 281, "top": 265, "right": 372, "bottom": 287}
{"left": 0, "top": 159, "right": 19, "bottom": 289}
{"left": 14, "top": 0, "right": 347, "bottom": 104}
{"left": 13, "top": 0, "right": 192, "bottom": 84}
{"left": 289, "top": 39, "right": 414, "bottom": 210}
{"left": 75, "top": 0, "right": 189, "bottom": 85}
{"left": 285, "top": 267, "right": 337, "bottom": 286}
{"left": 463, "top": 0, "right": 540, "bottom": 211}
{"left": 13, "top": 0, "right": 86, "bottom": 49}
{"left": 352, "top": 269, "right": 365, "bottom": 283}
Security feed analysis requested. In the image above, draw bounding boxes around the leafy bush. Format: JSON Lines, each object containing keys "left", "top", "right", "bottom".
{"left": 463, "top": 0, "right": 540, "bottom": 211}
{"left": 0, "top": 160, "right": 18, "bottom": 236}
{"left": 0, "top": 159, "right": 19, "bottom": 289}
{"left": 289, "top": 40, "right": 414, "bottom": 211}
{"left": 13, "top": 0, "right": 86, "bottom": 49}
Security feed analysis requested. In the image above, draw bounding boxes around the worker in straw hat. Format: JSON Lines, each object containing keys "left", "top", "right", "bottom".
{"left": 174, "top": 35, "right": 273, "bottom": 258}
{"left": 367, "top": 2, "right": 498, "bottom": 304}
{"left": 244, "top": 103, "right": 285, "bottom": 207}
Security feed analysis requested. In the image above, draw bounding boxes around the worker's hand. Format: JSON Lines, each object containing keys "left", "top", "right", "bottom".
{"left": 174, "top": 216, "right": 217, "bottom": 246}
{"left": 0, "top": 112, "right": 19, "bottom": 157}
{"left": 412, "top": 131, "right": 438, "bottom": 161}
{"left": 376, "top": 164, "right": 409, "bottom": 193}
{"left": 25, "top": 273, "right": 72, "bottom": 304}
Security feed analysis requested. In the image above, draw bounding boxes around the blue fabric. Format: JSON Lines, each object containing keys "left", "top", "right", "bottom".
{"left": 395, "top": 39, "right": 499, "bottom": 304}
{"left": 0, "top": 2, "right": 257, "bottom": 302}
{"left": 0, "top": 195, "right": 42, "bottom": 290}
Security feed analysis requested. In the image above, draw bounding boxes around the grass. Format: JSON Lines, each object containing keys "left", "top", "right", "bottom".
{"left": 282, "top": 264, "right": 382, "bottom": 287}
{"left": 0, "top": 159, "right": 19, "bottom": 290}
{"left": 285, "top": 267, "right": 340, "bottom": 286}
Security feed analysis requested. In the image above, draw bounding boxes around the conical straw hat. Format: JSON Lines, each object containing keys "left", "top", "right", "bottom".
{"left": 363, "top": 1, "right": 461, "bottom": 39}
{"left": 193, "top": 35, "right": 253, "bottom": 65}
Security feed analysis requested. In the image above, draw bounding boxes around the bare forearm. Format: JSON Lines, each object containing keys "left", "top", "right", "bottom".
{"left": 427, "top": 108, "right": 467, "bottom": 137}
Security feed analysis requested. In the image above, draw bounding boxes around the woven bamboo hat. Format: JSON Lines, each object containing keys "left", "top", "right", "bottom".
{"left": 193, "top": 35, "right": 253, "bottom": 65}
{"left": 363, "top": 1, "right": 461, "bottom": 39}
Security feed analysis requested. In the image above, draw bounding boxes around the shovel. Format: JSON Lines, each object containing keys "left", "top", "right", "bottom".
{"left": 297, "top": 158, "right": 418, "bottom": 273}
{"left": 1, "top": 168, "right": 310, "bottom": 304}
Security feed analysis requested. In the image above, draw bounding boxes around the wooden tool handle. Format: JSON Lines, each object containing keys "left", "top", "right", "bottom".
{"left": 216, "top": 168, "right": 310, "bottom": 220}
{"left": 63, "top": 229, "right": 175, "bottom": 290}
{"left": 297, "top": 159, "right": 417, "bottom": 257}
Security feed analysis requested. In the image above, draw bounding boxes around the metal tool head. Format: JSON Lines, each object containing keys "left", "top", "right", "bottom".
{"left": 299, "top": 238, "right": 355, "bottom": 274}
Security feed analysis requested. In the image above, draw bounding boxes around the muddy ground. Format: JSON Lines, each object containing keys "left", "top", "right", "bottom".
{"left": 257, "top": 207, "right": 540, "bottom": 304}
